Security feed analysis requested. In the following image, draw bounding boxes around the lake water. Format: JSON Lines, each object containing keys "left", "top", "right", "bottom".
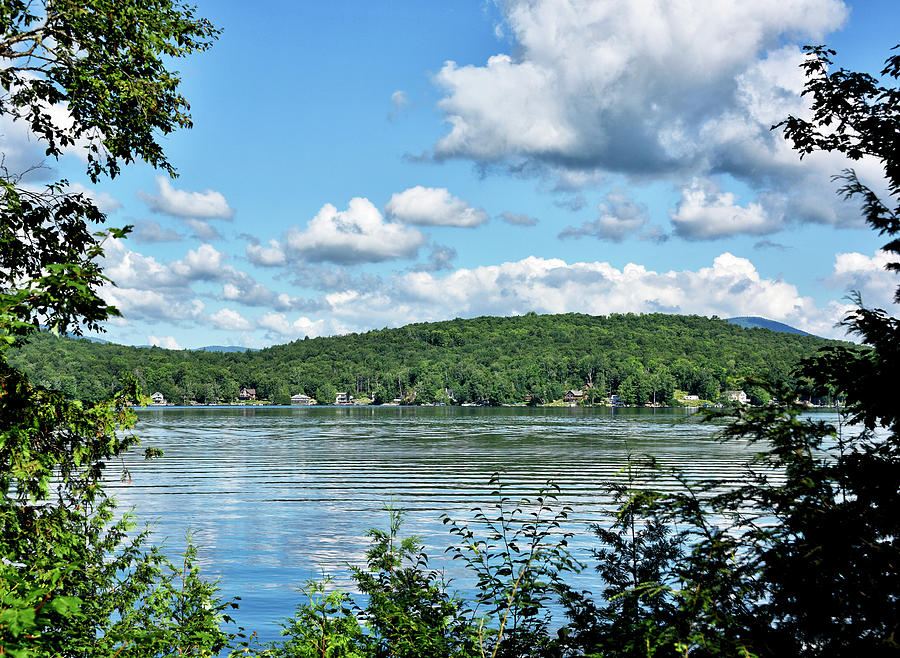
{"left": 107, "top": 405, "right": 817, "bottom": 642}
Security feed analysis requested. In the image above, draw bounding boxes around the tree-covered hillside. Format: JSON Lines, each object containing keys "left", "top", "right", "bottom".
{"left": 9, "top": 313, "right": 846, "bottom": 406}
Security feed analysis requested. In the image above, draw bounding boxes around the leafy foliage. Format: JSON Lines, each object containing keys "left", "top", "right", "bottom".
{"left": 351, "top": 508, "right": 476, "bottom": 658}
{"left": 259, "top": 578, "right": 367, "bottom": 658}
{"left": 0, "top": 0, "right": 219, "bottom": 182}
{"left": 0, "top": 0, "right": 217, "bottom": 344}
{"left": 1, "top": 314, "right": 240, "bottom": 658}
{"left": 258, "top": 483, "right": 578, "bottom": 658}
{"left": 442, "top": 475, "right": 580, "bottom": 658}
{"left": 0, "top": 1, "right": 233, "bottom": 656}
{"left": 0, "top": 179, "right": 124, "bottom": 345}
{"left": 769, "top": 41, "right": 900, "bottom": 655}
{"left": 10, "top": 312, "right": 846, "bottom": 406}
{"left": 256, "top": 507, "right": 477, "bottom": 658}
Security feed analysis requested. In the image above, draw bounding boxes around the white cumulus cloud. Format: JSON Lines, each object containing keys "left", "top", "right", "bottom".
{"left": 99, "top": 239, "right": 301, "bottom": 328}
{"left": 138, "top": 176, "right": 234, "bottom": 220}
{"left": 101, "top": 286, "right": 205, "bottom": 325}
{"left": 257, "top": 312, "right": 340, "bottom": 340}
{"left": 147, "top": 335, "right": 183, "bottom": 350}
{"left": 434, "top": 0, "right": 846, "bottom": 170}
{"left": 827, "top": 250, "right": 899, "bottom": 309}
{"left": 171, "top": 244, "right": 227, "bottom": 280}
{"left": 285, "top": 197, "right": 426, "bottom": 264}
{"left": 132, "top": 220, "right": 183, "bottom": 243}
{"left": 670, "top": 179, "right": 779, "bottom": 239}
{"left": 385, "top": 186, "right": 489, "bottom": 227}
{"left": 246, "top": 239, "right": 287, "bottom": 267}
{"left": 210, "top": 308, "right": 253, "bottom": 332}
{"left": 102, "top": 239, "right": 181, "bottom": 289}
{"left": 183, "top": 218, "right": 223, "bottom": 241}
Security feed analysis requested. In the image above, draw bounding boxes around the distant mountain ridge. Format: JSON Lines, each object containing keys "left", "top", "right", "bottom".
{"left": 76, "top": 335, "right": 110, "bottom": 344}
{"left": 193, "top": 345, "right": 255, "bottom": 353}
{"left": 726, "top": 316, "right": 811, "bottom": 336}
{"left": 117, "top": 343, "right": 252, "bottom": 352}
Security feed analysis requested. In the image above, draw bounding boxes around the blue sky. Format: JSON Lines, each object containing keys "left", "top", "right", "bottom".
{"left": 9, "top": 0, "right": 899, "bottom": 348}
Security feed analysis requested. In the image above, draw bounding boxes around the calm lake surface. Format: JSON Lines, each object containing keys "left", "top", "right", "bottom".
{"left": 108, "top": 406, "right": 831, "bottom": 642}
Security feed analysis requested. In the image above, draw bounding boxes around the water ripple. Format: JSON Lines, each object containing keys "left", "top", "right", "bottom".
{"left": 106, "top": 406, "right": 830, "bottom": 642}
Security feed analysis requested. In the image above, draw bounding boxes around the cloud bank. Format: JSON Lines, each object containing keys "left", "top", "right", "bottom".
{"left": 430, "top": 0, "right": 885, "bottom": 239}
{"left": 99, "top": 231, "right": 899, "bottom": 344}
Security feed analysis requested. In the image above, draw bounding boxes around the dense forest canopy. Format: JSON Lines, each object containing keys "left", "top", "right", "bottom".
{"left": 10, "top": 312, "right": 847, "bottom": 406}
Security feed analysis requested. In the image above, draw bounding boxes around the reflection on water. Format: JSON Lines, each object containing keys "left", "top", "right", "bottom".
{"left": 107, "top": 406, "right": 828, "bottom": 641}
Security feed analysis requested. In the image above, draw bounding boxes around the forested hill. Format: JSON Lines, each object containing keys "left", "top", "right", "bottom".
{"left": 9, "top": 313, "right": 850, "bottom": 406}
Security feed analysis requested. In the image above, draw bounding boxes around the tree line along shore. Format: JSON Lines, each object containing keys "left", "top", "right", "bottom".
{"left": 9, "top": 312, "right": 848, "bottom": 407}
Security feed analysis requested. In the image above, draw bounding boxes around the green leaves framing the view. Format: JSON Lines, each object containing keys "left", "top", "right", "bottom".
{"left": 0, "top": 1, "right": 231, "bottom": 656}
